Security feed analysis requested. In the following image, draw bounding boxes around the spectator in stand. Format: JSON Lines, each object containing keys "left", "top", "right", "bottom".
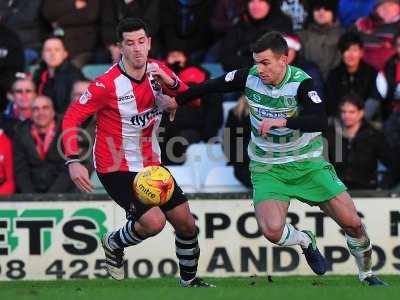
{"left": 159, "top": 49, "right": 223, "bottom": 165}
{"left": 327, "top": 93, "right": 392, "bottom": 189}
{"left": 338, "top": 0, "right": 375, "bottom": 28}
{"left": 0, "top": 128, "right": 15, "bottom": 196}
{"left": 34, "top": 35, "right": 84, "bottom": 114}
{"left": 160, "top": 0, "right": 214, "bottom": 63}
{"left": 354, "top": 0, "right": 400, "bottom": 71}
{"left": 220, "top": 0, "right": 293, "bottom": 71}
{"left": 101, "top": 0, "right": 162, "bottom": 62}
{"left": 280, "top": 0, "right": 312, "bottom": 31}
{"left": 210, "top": 0, "right": 247, "bottom": 38}
{"left": 42, "top": 0, "right": 100, "bottom": 68}
{"left": 298, "top": 0, "right": 343, "bottom": 79}
{"left": 368, "top": 32, "right": 400, "bottom": 188}
{"left": 205, "top": 0, "right": 246, "bottom": 62}
{"left": 326, "top": 32, "right": 378, "bottom": 118}
{"left": 0, "top": 0, "right": 49, "bottom": 65}
{"left": 13, "top": 95, "right": 76, "bottom": 193}
{"left": 0, "top": 24, "right": 25, "bottom": 112}
{"left": 223, "top": 95, "right": 251, "bottom": 188}
{"left": 2, "top": 75, "right": 36, "bottom": 136}
{"left": 284, "top": 34, "right": 325, "bottom": 97}
{"left": 378, "top": 33, "right": 400, "bottom": 148}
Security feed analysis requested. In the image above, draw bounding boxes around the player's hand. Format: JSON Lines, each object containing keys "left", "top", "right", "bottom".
{"left": 147, "top": 63, "right": 175, "bottom": 87}
{"left": 259, "top": 118, "right": 287, "bottom": 136}
{"left": 162, "top": 97, "right": 178, "bottom": 121}
{"left": 68, "top": 162, "right": 94, "bottom": 193}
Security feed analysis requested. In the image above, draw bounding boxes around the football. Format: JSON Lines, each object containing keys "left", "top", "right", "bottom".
{"left": 133, "top": 166, "right": 175, "bottom": 206}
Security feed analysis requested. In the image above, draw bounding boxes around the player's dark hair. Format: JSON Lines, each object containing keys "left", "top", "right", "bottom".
{"left": 339, "top": 92, "right": 364, "bottom": 110}
{"left": 116, "top": 17, "right": 149, "bottom": 42}
{"left": 250, "top": 31, "right": 289, "bottom": 56}
{"left": 338, "top": 32, "right": 363, "bottom": 54}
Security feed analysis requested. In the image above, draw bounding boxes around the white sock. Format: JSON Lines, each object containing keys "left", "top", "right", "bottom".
{"left": 277, "top": 224, "right": 311, "bottom": 249}
{"left": 345, "top": 234, "right": 373, "bottom": 281}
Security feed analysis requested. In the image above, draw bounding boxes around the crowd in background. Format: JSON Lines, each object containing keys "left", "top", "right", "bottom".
{"left": 0, "top": 0, "right": 399, "bottom": 195}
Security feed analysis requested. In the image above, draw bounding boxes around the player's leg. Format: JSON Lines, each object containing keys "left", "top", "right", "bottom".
{"left": 319, "top": 192, "right": 387, "bottom": 285}
{"left": 251, "top": 164, "right": 327, "bottom": 275}
{"left": 254, "top": 200, "right": 326, "bottom": 275}
{"left": 98, "top": 171, "right": 166, "bottom": 280}
{"left": 162, "top": 181, "right": 214, "bottom": 288}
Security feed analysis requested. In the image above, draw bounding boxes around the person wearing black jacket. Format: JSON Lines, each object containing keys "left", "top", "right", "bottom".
{"left": 13, "top": 95, "right": 75, "bottom": 193}
{"left": 327, "top": 93, "right": 392, "bottom": 189}
{"left": 42, "top": 0, "right": 100, "bottom": 67}
{"left": 220, "top": 0, "right": 293, "bottom": 71}
{"left": 223, "top": 95, "right": 251, "bottom": 188}
{"left": 160, "top": 0, "right": 214, "bottom": 63}
{"left": 0, "top": 0, "right": 48, "bottom": 64}
{"left": 0, "top": 24, "right": 25, "bottom": 111}
{"left": 325, "top": 32, "right": 378, "bottom": 118}
{"left": 34, "top": 35, "right": 84, "bottom": 114}
{"left": 101, "top": 0, "right": 162, "bottom": 60}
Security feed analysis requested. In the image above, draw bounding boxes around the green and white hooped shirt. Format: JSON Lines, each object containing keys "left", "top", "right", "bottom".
{"left": 244, "top": 65, "right": 323, "bottom": 164}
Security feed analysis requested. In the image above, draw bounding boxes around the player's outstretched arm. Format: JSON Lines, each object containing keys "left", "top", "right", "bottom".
{"left": 175, "top": 67, "right": 250, "bottom": 106}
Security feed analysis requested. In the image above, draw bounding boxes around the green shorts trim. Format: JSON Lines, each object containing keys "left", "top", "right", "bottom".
{"left": 250, "top": 158, "right": 347, "bottom": 205}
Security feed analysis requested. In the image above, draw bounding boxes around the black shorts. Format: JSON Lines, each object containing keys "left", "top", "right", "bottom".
{"left": 97, "top": 170, "right": 188, "bottom": 221}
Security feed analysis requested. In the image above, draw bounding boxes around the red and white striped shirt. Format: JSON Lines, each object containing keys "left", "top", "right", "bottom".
{"left": 62, "top": 59, "right": 188, "bottom": 173}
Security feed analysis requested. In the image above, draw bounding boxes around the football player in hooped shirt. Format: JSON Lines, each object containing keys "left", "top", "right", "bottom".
{"left": 62, "top": 18, "right": 213, "bottom": 288}
{"left": 174, "top": 31, "right": 387, "bottom": 286}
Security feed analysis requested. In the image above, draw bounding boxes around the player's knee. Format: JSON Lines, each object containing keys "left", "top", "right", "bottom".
{"left": 261, "top": 225, "right": 284, "bottom": 244}
{"left": 176, "top": 218, "right": 197, "bottom": 238}
{"left": 143, "top": 214, "right": 166, "bottom": 236}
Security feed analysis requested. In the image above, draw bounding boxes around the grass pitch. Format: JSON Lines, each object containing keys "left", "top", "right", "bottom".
{"left": 0, "top": 275, "right": 399, "bottom": 300}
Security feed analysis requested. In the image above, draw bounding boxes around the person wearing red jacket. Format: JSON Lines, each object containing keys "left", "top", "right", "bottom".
{"left": 0, "top": 129, "right": 15, "bottom": 195}
{"left": 62, "top": 18, "right": 213, "bottom": 288}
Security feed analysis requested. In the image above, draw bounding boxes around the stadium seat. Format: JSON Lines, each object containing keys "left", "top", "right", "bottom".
{"left": 166, "top": 166, "right": 197, "bottom": 193}
{"left": 203, "top": 166, "right": 249, "bottom": 193}
{"left": 183, "top": 143, "right": 227, "bottom": 189}
{"left": 82, "top": 64, "right": 112, "bottom": 80}
{"left": 90, "top": 172, "right": 106, "bottom": 193}
{"left": 200, "top": 63, "right": 225, "bottom": 79}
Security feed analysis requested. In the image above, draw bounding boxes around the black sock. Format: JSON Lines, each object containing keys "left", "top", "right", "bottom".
{"left": 175, "top": 231, "right": 200, "bottom": 281}
{"left": 109, "top": 220, "right": 144, "bottom": 249}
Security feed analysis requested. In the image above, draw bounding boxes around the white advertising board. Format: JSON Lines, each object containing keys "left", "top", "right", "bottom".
{"left": 0, "top": 198, "right": 399, "bottom": 280}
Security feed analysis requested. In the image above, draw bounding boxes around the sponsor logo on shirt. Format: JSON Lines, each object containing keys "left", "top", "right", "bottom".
{"left": 255, "top": 107, "right": 289, "bottom": 119}
{"left": 131, "top": 107, "right": 162, "bottom": 128}
{"left": 118, "top": 94, "right": 135, "bottom": 104}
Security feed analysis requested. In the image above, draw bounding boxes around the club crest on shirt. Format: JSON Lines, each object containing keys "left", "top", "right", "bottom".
{"left": 79, "top": 89, "right": 92, "bottom": 104}
{"left": 308, "top": 91, "right": 322, "bottom": 103}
